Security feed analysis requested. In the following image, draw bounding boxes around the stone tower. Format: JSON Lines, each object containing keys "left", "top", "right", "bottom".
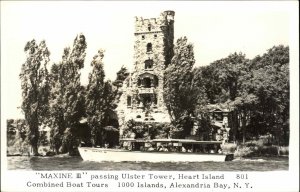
{"left": 117, "top": 11, "right": 175, "bottom": 137}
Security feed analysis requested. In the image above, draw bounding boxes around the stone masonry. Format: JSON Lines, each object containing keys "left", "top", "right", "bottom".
{"left": 116, "top": 11, "right": 175, "bottom": 137}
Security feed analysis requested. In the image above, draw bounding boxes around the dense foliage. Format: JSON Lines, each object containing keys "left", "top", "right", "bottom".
{"left": 17, "top": 32, "right": 289, "bottom": 155}
{"left": 164, "top": 37, "right": 196, "bottom": 120}
{"left": 163, "top": 37, "right": 200, "bottom": 137}
{"left": 163, "top": 39, "right": 289, "bottom": 145}
{"left": 48, "top": 34, "right": 87, "bottom": 154}
{"left": 193, "top": 45, "right": 289, "bottom": 145}
{"left": 85, "top": 49, "right": 106, "bottom": 146}
{"left": 112, "top": 66, "right": 130, "bottom": 106}
{"left": 19, "top": 40, "right": 50, "bottom": 155}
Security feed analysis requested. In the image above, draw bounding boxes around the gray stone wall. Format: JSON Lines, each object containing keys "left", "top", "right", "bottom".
{"left": 116, "top": 11, "right": 175, "bottom": 137}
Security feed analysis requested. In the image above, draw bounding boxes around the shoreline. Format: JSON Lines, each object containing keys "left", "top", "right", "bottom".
{"left": 6, "top": 153, "right": 289, "bottom": 160}
{"left": 6, "top": 155, "right": 289, "bottom": 171}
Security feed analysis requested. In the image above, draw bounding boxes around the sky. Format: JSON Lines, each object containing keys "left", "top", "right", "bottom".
{"left": 1, "top": 1, "right": 296, "bottom": 119}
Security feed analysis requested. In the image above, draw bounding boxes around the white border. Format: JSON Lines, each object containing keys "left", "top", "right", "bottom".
{"left": 1, "top": 1, "right": 299, "bottom": 192}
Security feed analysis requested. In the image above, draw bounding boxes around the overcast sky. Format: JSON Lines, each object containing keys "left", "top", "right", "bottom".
{"left": 1, "top": 1, "right": 297, "bottom": 118}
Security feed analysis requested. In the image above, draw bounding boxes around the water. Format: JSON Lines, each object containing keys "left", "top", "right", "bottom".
{"left": 7, "top": 156, "right": 289, "bottom": 171}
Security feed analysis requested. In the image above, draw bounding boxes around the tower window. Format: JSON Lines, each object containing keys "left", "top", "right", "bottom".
{"left": 154, "top": 94, "right": 158, "bottom": 105}
{"left": 143, "top": 78, "right": 151, "bottom": 88}
{"left": 127, "top": 96, "right": 132, "bottom": 106}
{"left": 137, "top": 77, "right": 141, "bottom": 86}
{"left": 154, "top": 34, "right": 157, "bottom": 38}
{"left": 154, "top": 98, "right": 158, "bottom": 105}
{"left": 146, "top": 43, "right": 152, "bottom": 52}
{"left": 154, "top": 76, "right": 159, "bottom": 86}
{"left": 144, "top": 59, "right": 153, "bottom": 69}
{"left": 148, "top": 24, "right": 151, "bottom": 31}
{"left": 142, "top": 35, "right": 145, "bottom": 40}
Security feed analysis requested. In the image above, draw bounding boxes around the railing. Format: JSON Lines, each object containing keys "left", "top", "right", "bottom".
{"left": 138, "top": 87, "right": 155, "bottom": 94}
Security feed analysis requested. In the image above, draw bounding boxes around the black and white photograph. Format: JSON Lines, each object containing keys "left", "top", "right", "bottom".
{"left": 1, "top": 1, "right": 299, "bottom": 192}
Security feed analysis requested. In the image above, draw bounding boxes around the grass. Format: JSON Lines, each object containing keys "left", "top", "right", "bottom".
{"left": 234, "top": 139, "right": 289, "bottom": 157}
{"left": 221, "top": 135, "right": 289, "bottom": 158}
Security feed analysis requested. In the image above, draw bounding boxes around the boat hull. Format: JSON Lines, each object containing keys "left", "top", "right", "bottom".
{"left": 78, "top": 147, "right": 233, "bottom": 162}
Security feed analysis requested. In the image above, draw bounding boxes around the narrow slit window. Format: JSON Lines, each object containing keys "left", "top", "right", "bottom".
{"left": 146, "top": 43, "right": 152, "bottom": 52}
{"left": 127, "top": 96, "right": 132, "bottom": 106}
{"left": 154, "top": 76, "right": 159, "bottom": 87}
{"left": 154, "top": 95, "right": 158, "bottom": 105}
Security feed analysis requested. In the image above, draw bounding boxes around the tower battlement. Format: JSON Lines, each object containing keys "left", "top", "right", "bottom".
{"left": 135, "top": 17, "right": 157, "bottom": 24}
{"left": 135, "top": 10, "right": 175, "bottom": 33}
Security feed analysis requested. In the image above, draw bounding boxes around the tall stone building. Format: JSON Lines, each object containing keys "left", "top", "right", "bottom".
{"left": 116, "top": 11, "right": 175, "bottom": 137}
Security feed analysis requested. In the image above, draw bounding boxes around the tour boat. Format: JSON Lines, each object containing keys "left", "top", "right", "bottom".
{"left": 78, "top": 139, "right": 234, "bottom": 162}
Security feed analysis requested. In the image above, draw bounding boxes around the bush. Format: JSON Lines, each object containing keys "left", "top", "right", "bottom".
{"left": 259, "top": 146, "right": 278, "bottom": 156}
{"left": 234, "top": 138, "right": 288, "bottom": 157}
{"left": 221, "top": 143, "right": 237, "bottom": 154}
{"left": 234, "top": 146, "right": 253, "bottom": 157}
{"left": 7, "top": 138, "right": 30, "bottom": 155}
{"left": 278, "top": 146, "right": 289, "bottom": 155}
{"left": 246, "top": 139, "right": 265, "bottom": 147}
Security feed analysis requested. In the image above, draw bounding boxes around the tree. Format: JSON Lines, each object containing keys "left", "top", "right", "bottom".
{"left": 163, "top": 37, "right": 197, "bottom": 138}
{"left": 164, "top": 37, "right": 195, "bottom": 120}
{"left": 250, "top": 45, "right": 289, "bottom": 145}
{"left": 230, "top": 94, "right": 258, "bottom": 143}
{"left": 102, "top": 80, "right": 116, "bottom": 125}
{"left": 113, "top": 66, "right": 130, "bottom": 88}
{"left": 48, "top": 62, "right": 66, "bottom": 153}
{"left": 63, "top": 34, "right": 87, "bottom": 129}
{"left": 48, "top": 34, "right": 87, "bottom": 154}
{"left": 211, "top": 52, "right": 249, "bottom": 102}
{"left": 197, "top": 65, "right": 222, "bottom": 104}
{"left": 192, "top": 67, "right": 210, "bottom": 113}
{"left": 19, "top": 39, "right": 50, "bottom": 155}
{"left": 195, "top": 52, "right": 253, "bottom": 142}
{"left": 201, "top": 46, "right": 289, "bottom": 144}
{"left": 112, "top": 66, "right": 129, "bottom": 106}
{"left": 217, "top": 53, "right": 252, "bottom": 143}
{"left": 172, "top": 44, "right": 289, "bottom": 144}
{"left": 85, "top": 49, "right": 106, "bottom": 146}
